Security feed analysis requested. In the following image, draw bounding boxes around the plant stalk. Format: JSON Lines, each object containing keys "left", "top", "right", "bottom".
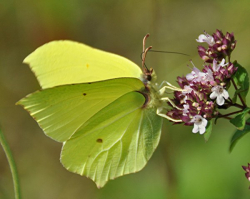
{"left": 0, "top": 129, "right": 21, "bottom": 199}
{"left": 231, "top": 79, "right": 247, "bottom": 108}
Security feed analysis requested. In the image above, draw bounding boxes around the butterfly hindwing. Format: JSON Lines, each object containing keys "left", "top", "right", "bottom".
{"left": 61, "top": 91, "right": 163, "bottom": 188}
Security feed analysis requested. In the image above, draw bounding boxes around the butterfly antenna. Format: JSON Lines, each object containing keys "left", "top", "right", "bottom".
{"left": 142, "top": 34, "right": 152, "bottom": 75}
{"left": 148, "top": 49, "right": 190, "bottom": 57}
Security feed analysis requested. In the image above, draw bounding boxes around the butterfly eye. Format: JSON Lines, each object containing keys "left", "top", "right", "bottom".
{"left": 146, "top": 74, "right": 152, "bottom": 81}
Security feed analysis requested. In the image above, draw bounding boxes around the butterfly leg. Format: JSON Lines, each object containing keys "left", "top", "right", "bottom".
{"left": 158, "top": 84, "right": 183, "bottom": 96}
{"left": 160, "top": 97, "right": 183, "bottom": 110}
{"left": 156, "top": 107, "right": 182, "bottom": 122}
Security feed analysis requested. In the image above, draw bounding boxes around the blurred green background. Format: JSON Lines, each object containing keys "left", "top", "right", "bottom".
{"left": 1, "top": 0, "right": 250, "bottom": 198}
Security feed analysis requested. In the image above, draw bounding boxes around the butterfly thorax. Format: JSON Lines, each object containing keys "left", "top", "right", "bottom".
{"left": 139, "top": 71, "right": 164, "bottom": 110}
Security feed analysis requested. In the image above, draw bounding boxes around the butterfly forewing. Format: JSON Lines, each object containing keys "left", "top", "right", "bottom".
{"left": 17, "top": 78, "right": 145, "bottom": 142}
{"left": 24, "top": 41, "right": 142, "bottom": 89}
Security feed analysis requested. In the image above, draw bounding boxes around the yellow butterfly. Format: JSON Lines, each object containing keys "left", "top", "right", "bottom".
{"left": 17, "top": 34, "right": 181, "bottom": 187}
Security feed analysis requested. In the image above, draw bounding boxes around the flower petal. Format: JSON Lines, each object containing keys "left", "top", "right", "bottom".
{"left": 192, "top": 124, "right": 199, "bottom": 133}
{"left": 196, "top": 34, "right": 215, "bottom": 46}
{"left": 222, "top": 89, "right": 229, "bottom": 99}
{"left": 210, "top": 91, "right": 217, "bottom": 99}
{"left": 201, "top": 118, "right": 208, "bottom": 127}
{"left": 216, "top": 95, "right": 225, "bottom": 106}
{"left": 186, "top": 73, "right": 194, "bottom": 81}
{"left": 199, "top": 126, "right": 206, "bottom": 134}
{"left": 196, "top": 34, "right": 207, "bottom": 43}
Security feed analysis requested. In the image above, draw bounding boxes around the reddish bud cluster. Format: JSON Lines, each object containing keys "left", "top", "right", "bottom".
{"left": 198, "top": 30, "right": 236, "bottom": 63}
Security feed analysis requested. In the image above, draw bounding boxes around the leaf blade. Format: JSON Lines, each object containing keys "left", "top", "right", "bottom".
{"left": 230, "top": 107, "right": 250, "bottom": 130}
{"left": 204, "top": 120, "right": 213, "bottom": 142}
{"left": 230, "top": 118, "right": 250, "bottom": 152}
{"left": 232, "top": 61, "right": 249, "bottom": 103}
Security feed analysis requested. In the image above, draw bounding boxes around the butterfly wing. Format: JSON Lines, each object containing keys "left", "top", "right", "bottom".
{"left": 19, "top": 40, "right": 163, "bottom": 187}
{"left": 24, "top": 40, "right": 142, "bottom": 89}
{"left": 17, "top": 77, "right": 162, "bottom": 187}
{"left": 61, "top": 91, "right": 162, "bottom": 188}
{"left": 17, "top": 78, "right": 145, "bottom": 142}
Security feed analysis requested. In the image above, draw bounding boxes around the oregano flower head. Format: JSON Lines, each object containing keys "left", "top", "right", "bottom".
{"left": 197, "top": 29, "right": 237, "bottom": 63}
{"left": 166, "top": 30, "right": 238, "bottom": 135}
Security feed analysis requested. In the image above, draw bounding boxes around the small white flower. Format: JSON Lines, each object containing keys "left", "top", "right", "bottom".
{"left": 196, "top": 33, "right": 215, "bottom": 46}
{"left": 191, "top": 115, "right": 207, "bottom": 134}
{"left": 212, "top": 58, "right": 228, "bottom": 72}
{"left": 182, "top": 85, "right": 193, "bottom": 103}
{"left": 186, "top": 67, "right": 214, "bottom": 83}
{"left": 183, "top": 104, "right": 190, "bottom": 116}
{"left": 210, "top": 85, "right": 229, "bottom": 106}
{"left": 186, "top": 67, "right": 206, "bottom": 82}
{"left": 201, "top": 69, "right": 214, "bottom": 83}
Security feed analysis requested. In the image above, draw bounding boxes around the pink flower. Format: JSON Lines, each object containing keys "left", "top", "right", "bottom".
{"left": 212, "top": 59, "right": 228, "bottom": 72}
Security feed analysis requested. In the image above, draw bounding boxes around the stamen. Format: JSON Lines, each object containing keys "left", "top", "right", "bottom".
{"left": 189, "top": 59, "right": 196, "bottom": 68}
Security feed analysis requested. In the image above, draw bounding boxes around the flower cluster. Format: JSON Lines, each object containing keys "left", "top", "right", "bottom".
{"left": 197, "top": 30, "right": 236, "bottom": 63}
{"left": 166, "top": 30, "right": 238, "bottom": 134}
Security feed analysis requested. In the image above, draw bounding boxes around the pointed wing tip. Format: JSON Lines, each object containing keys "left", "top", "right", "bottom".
{"left": 23, "top": 53, "right": 33, "bottom": 66}
{"left": 95, "top": 181, "right": 107, "bottom": 189}
{"left": 15, "top": 100, "right": 21, "bottom": 106}
{"left": 15, "top": 98, "right": 25, "bottom": 106}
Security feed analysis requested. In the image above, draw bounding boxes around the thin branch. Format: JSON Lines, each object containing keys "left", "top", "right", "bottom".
{"left": 225, "top": 100, "right": 245, "bottom": 109}
{"left": 231, "top": 79, "right": 247, "bottom": 108}
{"left": 218, "top": 110, "right": 242, "bottom": 118}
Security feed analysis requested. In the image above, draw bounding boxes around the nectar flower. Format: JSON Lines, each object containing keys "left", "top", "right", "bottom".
{"left": 166, "top": 29, "right": 238, "bottom": 137}
{"left": 242, "top": 164, "right": 250, "bottom": 181}
{"left": 197, "top": 30, "right": 237, "bottom": 63}
{"left": 196, "top": 33, "right": 215, "bottom": 46}
{"left": 191, "top": 115, "right": 208, "bottom": 134}
{"left": 186, "top": 67, "right": 208, "bottom": 83}
{"left": 212, "top": 58, "right": 228, "bottom": 72}
{"left": 210, "top": 85, "right": 229, "bottom": 106}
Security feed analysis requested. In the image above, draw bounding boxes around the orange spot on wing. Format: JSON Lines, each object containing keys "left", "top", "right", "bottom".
{"left": 86, "top": 63, "right": 89, "bottom": 68}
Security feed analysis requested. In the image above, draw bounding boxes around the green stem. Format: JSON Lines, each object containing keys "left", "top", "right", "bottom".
{"left": 218, "top": 110, "right": 243, "bottom": 118}
{"left": 231, "top": 79, "right": 247, "bottom": 108}
{"left": 228, "top": 56, "right": 247, "bottom": 108}
{"left": 0, "top": 129, "right": 21, "bottom": 199}
{"left": 220, "top": 116, "right": 250, "bottom": 126}
{"left": 225, "top": 99, "right": 245, "bottom": 109}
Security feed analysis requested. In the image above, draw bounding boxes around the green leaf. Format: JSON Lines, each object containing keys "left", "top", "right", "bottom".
{"left": 232, "top": 61, "right": 249, "bottom": 103}
{"left": 231, "top": 90, "right": 239, "bottom": 104}
{"left": 230, "top": 117, "right": 250, "bottom": 152}
{"left": 230, "top": 107, "right": 250, "bottom": 130}
{"left": 204, "top": 120, "right": 213, "bottom": 142}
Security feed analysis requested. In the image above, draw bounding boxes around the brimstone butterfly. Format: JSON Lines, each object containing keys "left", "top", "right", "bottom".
{"left": 17, "top": 35, "right": 182, "bottom": 188}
